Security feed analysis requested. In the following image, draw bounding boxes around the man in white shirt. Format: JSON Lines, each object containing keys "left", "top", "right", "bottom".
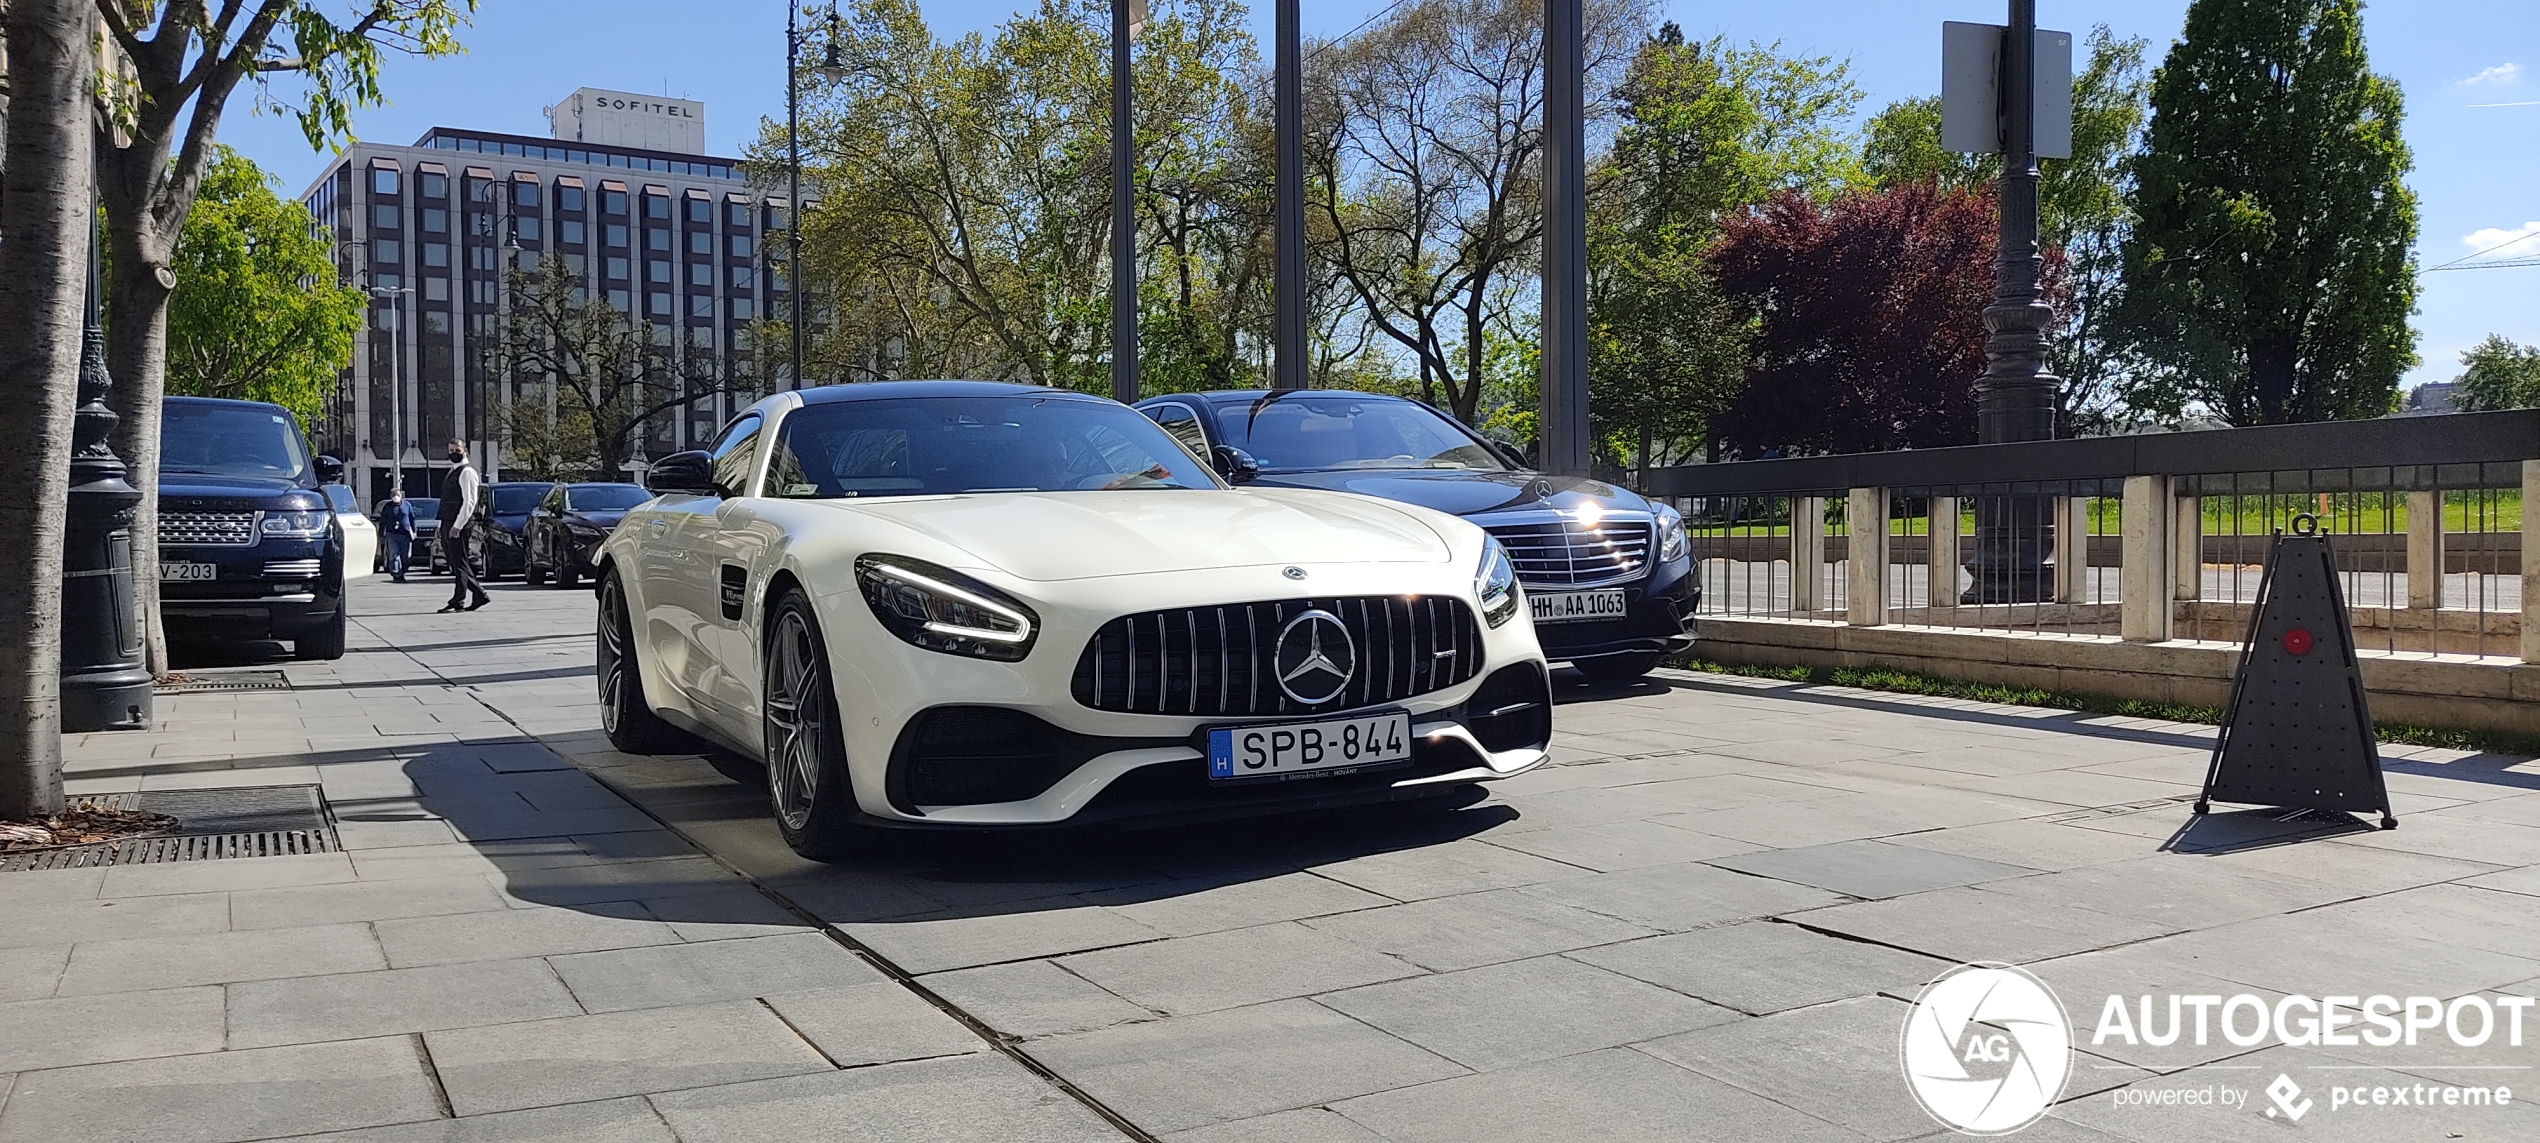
{"left": 438, "top": 439, "right": 489, "bottom": 613}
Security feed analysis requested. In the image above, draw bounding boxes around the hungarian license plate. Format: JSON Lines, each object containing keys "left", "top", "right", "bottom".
{"left": 159, "top": 562, "right": 218, "bottom": 582}
{"left": 1208, "top": 710, "right": 1411, "bottom": 782}
{"left": 1531, "top": 588, "right": 1627, "bottom": 623}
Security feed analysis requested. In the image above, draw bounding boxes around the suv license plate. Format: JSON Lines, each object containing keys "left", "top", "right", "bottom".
{"left": 160, "top": 562, "right": 218, "bottom": 582}
{"left": 1208, "top": 710, "right": 1411, "bottom": 782}
{"left": 1532, "top": 589, "right": 1627, "bottom": 623}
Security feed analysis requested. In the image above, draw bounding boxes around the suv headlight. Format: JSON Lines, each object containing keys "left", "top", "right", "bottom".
{"left": 260, "top": 509, "right": 329, "bottom": 539}
{"left": 1477, "top": 536, "right": 1521, "bottom": 628}
{"left": 1654, "top": 502, "right": 1687, "bottom": 562}
{"left": 855, "top": 555, "right": 1038, "bottom": 661}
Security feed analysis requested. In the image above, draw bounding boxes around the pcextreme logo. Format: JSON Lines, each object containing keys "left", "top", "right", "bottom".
{"left": 1899, "top": 963, "right": 2073, "bottom": 1135}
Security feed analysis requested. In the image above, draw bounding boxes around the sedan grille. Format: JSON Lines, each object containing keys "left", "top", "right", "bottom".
{"left": 1073, "top": 596, "right": 1484, "bottom": 718}
{"left": 1484, "top": 517, "right": 1650, "bottom": 587}
{"left": 262, "top": 559, "right": 323, "bottom": 579}
{"left": 160, "top": 511, "right": 258, "bottom": 547}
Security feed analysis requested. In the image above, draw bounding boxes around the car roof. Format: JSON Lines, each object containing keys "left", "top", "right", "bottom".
{"left": 565, "top": 482, "right": 645, "bottom": 490}
{"left": 491, "top": 480, "right": 553, "bottom": 488}
{"left": 792, "top": 380, "right": 1098, "bottom": 405}
{"left": 166, "top": 395, "right": 295, "bottom": 417}
{"left": 1148, "top": 390, "right": 1410, "bottom": 406}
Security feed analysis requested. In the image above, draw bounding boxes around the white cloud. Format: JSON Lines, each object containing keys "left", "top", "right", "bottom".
{"left": 2460, "top": 221, "right": 2540, "bottom": 260}
{"left": 2460, "top": 63, "right": 2522, "bottom": 86}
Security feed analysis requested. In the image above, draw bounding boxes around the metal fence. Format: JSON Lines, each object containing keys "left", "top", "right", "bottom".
{"left": 1651, "top": 412, "right": 2537, "bottom": 663}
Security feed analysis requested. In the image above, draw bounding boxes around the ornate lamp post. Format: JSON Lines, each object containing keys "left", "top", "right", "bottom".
{"left": 60, "top": 214, "right": 153, "bottom": 732}
{"left": 786, "top": 4, "right": 848, "bottom": 393}
{"left": 1962, "top": 0, "right": 2059, "bottom": 602}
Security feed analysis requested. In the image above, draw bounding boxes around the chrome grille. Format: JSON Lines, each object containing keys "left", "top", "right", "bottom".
{"left": 160, "top": 511, "right": 257, "bottom": 547}
{"left": 1485, "top": 517, "right": 1651, "bottom": 587}
{"left": 262, "top": 559, "right": 323, "bottom": 579}
{"left": 1072, "top": 596, "right": 1485, "bottom": 717}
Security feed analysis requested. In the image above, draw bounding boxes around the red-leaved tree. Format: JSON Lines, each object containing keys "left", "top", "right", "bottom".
{"left": 1707, "top": 184, "right": 2061, "bottom": 456}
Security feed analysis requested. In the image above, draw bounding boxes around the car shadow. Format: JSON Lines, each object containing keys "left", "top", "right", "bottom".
{"left": 389, "top": 739, "right": 1521, "bottom": 931}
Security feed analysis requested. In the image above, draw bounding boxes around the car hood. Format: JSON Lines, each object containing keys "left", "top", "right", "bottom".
{"left": 1248, "top": 468, "right": 1648, "bottom": 519}
{"left": 160, "top": 473, "right": 317, "bottom": 509}
{"left": 813, "top": 489, "right": 1453, "bottom": 582}
{"left": 566, "top": 511, "right": 628, "bottom": 531}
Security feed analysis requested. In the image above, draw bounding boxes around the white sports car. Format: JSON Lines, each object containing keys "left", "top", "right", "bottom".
{"left": 596, "top": 381, "right": 1553, "bottom": 860}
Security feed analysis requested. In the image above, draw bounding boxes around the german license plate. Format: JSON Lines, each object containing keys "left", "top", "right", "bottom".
{"left": 1208, "top": 710, "right": 1411, "bottom": 782}
{"left": 1531, "top": 588, "right": 1627, "bottom": 623}
{"left": 159, "top": 562, "right": 218, "bottom": 582}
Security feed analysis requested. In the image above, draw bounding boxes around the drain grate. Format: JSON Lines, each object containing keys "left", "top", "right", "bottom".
{"left": 155, "top": 670, "right": 292, "bottom": 694}
{"left": 1, "top": 785, "right": 337, "bottom": 872}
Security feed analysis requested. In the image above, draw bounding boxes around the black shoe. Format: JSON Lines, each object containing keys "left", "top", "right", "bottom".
{"left": 436, "top": 603, "right": 463, "bottom": 613}
{"left": 466, "top": 597, "right": 491, "bottom": 611}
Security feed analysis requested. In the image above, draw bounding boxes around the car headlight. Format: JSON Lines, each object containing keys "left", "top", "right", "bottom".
{"left": 565, "top": 520, "right": 605, "bottom": 537}
{"left": 1476, "top": 536, "right": 1520, "bottom": 628}
{"left": 260, "top": 510, "right": 329, "bottom": 539}
{"left": 1654, "top": 502, "right": 1687, "bottom": 562}
{"left": 855, "top": 555, "right": 1038, "bottom": 661}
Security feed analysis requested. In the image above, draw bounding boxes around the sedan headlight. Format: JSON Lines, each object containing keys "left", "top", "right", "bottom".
{"left": 260, "top": 509, "right": 329, "bottom": 539}
{"left": 1476, "top": 536, "right": 1520, "bottom": 628}
{"left": 1654, "top": 502, "right": 1687, "bottom": 562}
{"left": 855, "top": 555, "right": 1038, "bottom": 662}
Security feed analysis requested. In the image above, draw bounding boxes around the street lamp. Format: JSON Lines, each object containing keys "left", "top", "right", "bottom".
{"left": 369, "top": 283, "right": 412, "bottom": 495}
{"left": 787, "top": 3, "right": 849, "bottom": 394}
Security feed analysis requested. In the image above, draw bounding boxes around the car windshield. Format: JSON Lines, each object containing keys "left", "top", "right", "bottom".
{"left": 565, "top": 485, "right": 650, "bottom": 512}
{"left": 1206, "top": 395, "right": 1507, "bottom": 473}
{"left": 492, "top": 485, "right": 548, "bottom": 514}
{"left": 766, "top": 396, "right": 1220, "bottom": 498}
{"left": 402, "top": 499, "right": 439, "bottom": 521}
{"left": 160, "top": 403, "right": 311, "bottom": 481}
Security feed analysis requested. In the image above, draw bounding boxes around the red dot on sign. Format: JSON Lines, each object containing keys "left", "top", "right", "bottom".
{"left": 2282, "top": 628, "right": 2314, "bottom": 655}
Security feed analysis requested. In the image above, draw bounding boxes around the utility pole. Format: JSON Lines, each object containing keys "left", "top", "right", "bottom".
{"left": 1537, "top": 0, "right": 1590, "bottom": 475}
{"left": 1111, "top": 0, "right": 1142, "bottom": 402}
{"left": 371, "top": 284, "right": 411, "bottom": 495}
{"left": 1962, "top": 0, "right": 2059, "bottom": 603}
{"left": 1272, "top": 0, "right": 1305, "bottom": 390}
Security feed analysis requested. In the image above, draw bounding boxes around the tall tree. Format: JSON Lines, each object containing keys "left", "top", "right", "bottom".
{"left": 2448, "top": 335, "right": 2540, "bottom": 412}
{"left": 2114, "top": 0, "right": 2417, "bottom": 425}
{"left": 165, "top": 146, "right": 365, "bottom": 426}
{"left": 494, "top": 257, "right": 729, "bottom": 480}
{"left": 98, "top": 0, "right": 473, "bottom": 676}
{"left": 1707, "top": 185, "right": 2022, "bottom": 456}
{"left": 0, "top": 0, "right": 100, "bottom": 816}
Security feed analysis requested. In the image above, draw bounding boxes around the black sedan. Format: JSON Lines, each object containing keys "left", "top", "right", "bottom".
{"left": 478, "top": 481, "right": 554, "bottom": 579}
{"left": 524, "top": 482, "right": 650, "bottom": 589}
{"left": 1137, "top": 389, "right": 1699, "bottom": 679}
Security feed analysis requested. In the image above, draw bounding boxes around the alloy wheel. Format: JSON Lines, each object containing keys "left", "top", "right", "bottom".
{"left": 764, "top": 609, "right": 825, "bottom": 832}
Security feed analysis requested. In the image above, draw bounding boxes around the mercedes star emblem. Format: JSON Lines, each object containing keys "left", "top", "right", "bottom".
{"left": 1282, "top": 566, "right": 1307, "bottom": 580}
{"left": 1273, "top": 609, "right": 1356, "bottom": 706}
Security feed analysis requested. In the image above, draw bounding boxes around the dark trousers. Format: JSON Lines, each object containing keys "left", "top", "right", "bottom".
{"left": 444, "top": 525, "right": 486, "bottom": 606}
{"left": 386, "top": 533, "right": 411, "bottom": 580}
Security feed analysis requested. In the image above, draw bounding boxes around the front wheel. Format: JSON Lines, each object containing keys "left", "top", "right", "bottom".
{"left": 556, "top": 555, "right": 582, "bottom": 589}
{"left": 295, "top": 606, "right": 347, "bottom": 661}
{"left": 597, "top": 568, "right": 691, "bottom": 754}
{"left": 1573, "top": 650, "right": 1664, "bottom": 681}
{"left": 763, "top": 591, "right": 868, "bottom": 861}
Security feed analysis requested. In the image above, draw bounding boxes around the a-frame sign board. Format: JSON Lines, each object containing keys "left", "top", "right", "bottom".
{"left": 2196, "top": 516, "right": 2396, "bottom": 829}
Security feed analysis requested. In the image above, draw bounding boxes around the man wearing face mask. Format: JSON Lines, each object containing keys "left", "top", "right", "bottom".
{"left": 439, "top": 439, "right": 490, "bottom": 613}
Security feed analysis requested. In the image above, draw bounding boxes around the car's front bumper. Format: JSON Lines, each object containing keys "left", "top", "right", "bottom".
{"left": 1523, "top": 555, "right": 1701, "bottom": 662}
{"left": 159, "top": 542, "right": 341, "bottom": 640}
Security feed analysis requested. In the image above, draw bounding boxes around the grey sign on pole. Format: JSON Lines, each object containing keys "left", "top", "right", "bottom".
{"left": 1941, "top": 21, "right": 2073, "bottom": 159}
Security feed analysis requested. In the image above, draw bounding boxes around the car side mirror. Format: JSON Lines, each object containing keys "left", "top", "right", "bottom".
{"left": 648, "top": 451, "right": 716, "bottom": 495}
{"left": 315, "top": 455, "right": 346, "bottom": 484}
{"left": 1211, "top": 446, "right": 1260, "bottom": 485}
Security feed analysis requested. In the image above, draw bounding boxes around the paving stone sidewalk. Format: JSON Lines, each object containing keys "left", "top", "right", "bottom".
{"left": 9, "top": 574, "right": 2540, "bottom": 1143}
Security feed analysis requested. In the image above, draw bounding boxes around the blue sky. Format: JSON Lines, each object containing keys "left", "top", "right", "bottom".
{"left": 221, "top": 0, "right": 2537, "bottom": 396}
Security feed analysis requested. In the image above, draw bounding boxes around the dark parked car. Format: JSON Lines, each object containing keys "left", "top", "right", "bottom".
{"left": 479, "top": 481, "right": 554, "bottom": 578}
{"left": 524, "top": 482, "right": 651, "bottom": 588}
{"left": 157, "top": 397, "right": 349, "bottom": 660}
{"left": 1137, "top": 389, "right": 1699, "bottom": 679}
{"left": 372, "top": 497, "right": 444, "bottom": 574}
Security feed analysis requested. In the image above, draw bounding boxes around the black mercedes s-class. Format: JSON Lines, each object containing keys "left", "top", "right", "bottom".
{"left": 1137, "top": 389, "right": 1699, "bottom": 679}
{"left": 157, "top": 396, "right": 348, "bottom": 660}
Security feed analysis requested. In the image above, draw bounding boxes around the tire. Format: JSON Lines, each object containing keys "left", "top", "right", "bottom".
{"left": 294, "top": 606, "right": 348, "bottom": 661}
{"left": 597, "top": 568, "right": 691, "bottom": 754}
{"left": 1573, "top": 650, "right": 1664, "bottom": 681}
{"left": 525, "top": 554, "right": 549, "bottom": 586}
{"left": 557, "top": 557, "right": 582, "bottom": 590}
{"left": 763, "top": 591, "right": 869, "bottom": 861}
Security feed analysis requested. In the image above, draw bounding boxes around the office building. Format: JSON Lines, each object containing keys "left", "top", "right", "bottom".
{"left": 300, "top": 89, "right": 786, "bottom": 499}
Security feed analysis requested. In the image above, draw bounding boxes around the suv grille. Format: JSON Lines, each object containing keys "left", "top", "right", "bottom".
{"left": 1485, "top": 517, "right": 1651, "bottom": 587}
{"left": 1073, "top": 596, "right": 1484, "bottom": 718}
{"left": 160, "top": 511, "right": 258, "bottom": 547}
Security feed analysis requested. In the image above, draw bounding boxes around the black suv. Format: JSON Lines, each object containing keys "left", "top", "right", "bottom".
{"left": 157, "top": 397, "right": 349, "bottom": 660}
{"left": 1138, "top": 390, "right": 1699, "bottom": 679}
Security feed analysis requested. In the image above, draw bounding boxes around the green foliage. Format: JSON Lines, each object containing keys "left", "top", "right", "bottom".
{"left": 1862, "top": 97, "right": 1991, "bottom": 192}
{"left": 2449, "top": 335, "right": 2540, "bottom": 411}
{"left": 164, "top": 147, "right": 364, "bottom": 426}
{"left": 2115, "top": 0, "right": 2418, "bottom": 425}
